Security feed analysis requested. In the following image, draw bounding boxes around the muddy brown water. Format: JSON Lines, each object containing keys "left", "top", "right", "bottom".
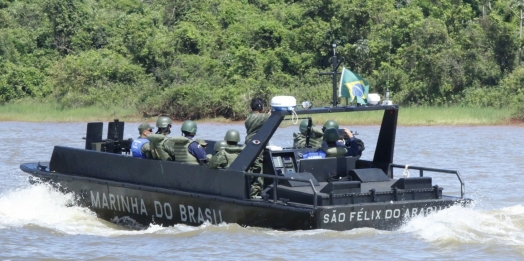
{"left": 1, "top": 122, "right": 523, "bottom": 260}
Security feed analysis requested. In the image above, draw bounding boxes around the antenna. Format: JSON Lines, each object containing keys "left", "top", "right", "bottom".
{"left": 385, "top": 36, "right": 392, "bottom": 105}
{"left": 319, "top": 43, "right": 345, "bottom": 107}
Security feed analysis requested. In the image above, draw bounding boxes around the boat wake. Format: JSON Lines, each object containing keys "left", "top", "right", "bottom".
{"left": 398, "top": 202, "right": 524, "bottom": 249}
{"left": 1, "top": 183, "right": 523, "bottom": 245}
{"left": 0, "top": 183, "right": 233, "bottom": 237}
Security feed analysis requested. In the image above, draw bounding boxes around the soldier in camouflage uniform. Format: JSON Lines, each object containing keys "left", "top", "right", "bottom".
{"left": 245, "top": 98, "right": 270, "bottom": 143}
{"left": 209, "top": 130, "right": 243, "bottom": 169}
{"left": 206, "top": 140, "right": 227, "bottom": 161}
{"left": 155, "top": 116, "right": 172, "bottom": 135}
{"left": 293, "top": 119, "right": 324, "bottom": 148}
{"left": 321, "top": 119, "right": 363, "bottom": 157}
{"left": 175, "top": 120, "right": 207, "bottom": 164}
{"left": 148, "top": 116, "right": 177, "bottom": 160}
{"left": 244, "top": 98, "right": 270, "bottom": 197}
{"left": 320, "top": 128, "right": 348, "bottom": 157}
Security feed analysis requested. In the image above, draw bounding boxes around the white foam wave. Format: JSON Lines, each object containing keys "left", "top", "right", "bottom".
{"left": 6, "top": 183, "right": 522, "bottom": 244}
{"left": 0, "top": 184, "right": 211, "bottom": 237}
{"left": 399, "top": 204, "right": 524, "bottom": 247}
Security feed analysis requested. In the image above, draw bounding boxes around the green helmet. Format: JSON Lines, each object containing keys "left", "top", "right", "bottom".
{"left": 323, "top": 128, "right": 339, "bottom": 142}
{"left": 181, "top": 120, "right": 197, "bottom": 133}
{"left": 224, "top": 130, "right": 240, "bottom": 143}
{"left": 299, "top": 119, "right": 314, "bottom": 134}
{"left": 156, "top": 116, "right": 172, "bottom": 128}
{"left": 214, "top": 140, "right": 228, "bottom": 152}
{"left": 323, "top": 120, "right": 339, "bottom": 130}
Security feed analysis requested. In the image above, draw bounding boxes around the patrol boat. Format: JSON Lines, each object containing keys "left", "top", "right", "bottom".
{"left": 19, "top": 54, "right": 470, "bottom": 231}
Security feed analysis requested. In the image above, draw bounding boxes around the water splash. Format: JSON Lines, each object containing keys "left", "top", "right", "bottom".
{"left": 399, "top": 203, "right": 524, "bottom": 249}
{"left": 0, "top": 184, "right": 210, "bottom": 237}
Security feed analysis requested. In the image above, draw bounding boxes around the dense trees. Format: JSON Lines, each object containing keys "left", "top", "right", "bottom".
{"left": 1, "top": 0, "right": 523, "bottom": 119}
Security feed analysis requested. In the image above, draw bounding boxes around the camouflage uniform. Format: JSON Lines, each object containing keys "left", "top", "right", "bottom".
{"left": 148, "top": 134, "right": 177, "bottom": 161}
{"left": 293, "top": 126, "right": 324, "bottom": 148}
{"left": 208, "top": 146, "right": 243, "bottom": 169}
{"left": 245, "top": 112, "right": 270, "bottom": 143}
{"left": 244, "top": 112, "right": 269, "bottom": 197}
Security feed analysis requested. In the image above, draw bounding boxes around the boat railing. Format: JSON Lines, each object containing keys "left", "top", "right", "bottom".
{"left": 388, "top": 163, "right": 465, "bottom": 199}
{"left": 245, "top": 173, "right": 318, "bottom": 208}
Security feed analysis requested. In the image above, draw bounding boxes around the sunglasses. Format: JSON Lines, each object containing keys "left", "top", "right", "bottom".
{"left": 148, "top": 129, "right": 153, "bottom": 132}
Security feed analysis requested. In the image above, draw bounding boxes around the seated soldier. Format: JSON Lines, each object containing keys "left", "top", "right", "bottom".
{"left": 131, "top": 123, "right": 153, "bottom": 158}
{"left": 321, "top": 119, "right": 362, "bottom": 157}
{"left": 172, "top": 120, "right": 207, "bottom": 165}
{"left": 293, "top": 119, "right": 323, "bottom": 148}
{"left": 209, "top": 130, "right": 243, "bottom": 169}
{"left": 207, "top": 140, "right": 227, "bottom": 161}
{"left": 320, "top": 128, "right": 348, "bottom": 157}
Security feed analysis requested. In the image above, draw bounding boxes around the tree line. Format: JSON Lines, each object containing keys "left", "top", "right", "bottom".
{"left": 1, "top": 0, "right": 523, "bottom": 119}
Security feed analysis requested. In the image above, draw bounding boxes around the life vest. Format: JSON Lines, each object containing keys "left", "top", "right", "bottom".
{"left": 223, "top": 146, "right": 243, "bottom": 167}
{"left": 171, "top": 136, "right": 199, "bottom": 164}
{"left": 147, "top": 134, "right": 172, "bottom": 161}
{"left": 131, "top": 137, "right": 149, "bottom": 158}
{"left": 209, "top": 146, "right": 243, "bottom": 169}
{"left": 321, "top": 146, "right": 347, "bottom": 158}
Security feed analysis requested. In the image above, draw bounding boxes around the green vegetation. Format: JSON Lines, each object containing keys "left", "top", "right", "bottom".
{"left": 1, "top": 0, "right": 524, "bottom": 120}
{"left": 1, "top": 99, "right": 517, "bottom": 126}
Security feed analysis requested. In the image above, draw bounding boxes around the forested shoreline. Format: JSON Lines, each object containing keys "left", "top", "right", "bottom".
{"left": 1, "top": 0, "right": 524, "bottom": 120}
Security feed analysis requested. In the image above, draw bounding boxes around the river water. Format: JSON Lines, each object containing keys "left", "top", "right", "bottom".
{"left": 1, "top": 121, "right": 523, "bottom": 260}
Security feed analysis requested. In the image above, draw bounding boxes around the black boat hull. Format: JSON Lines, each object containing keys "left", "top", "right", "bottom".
{"left": 21, "top": 162, "right": 467, "bottom": 231}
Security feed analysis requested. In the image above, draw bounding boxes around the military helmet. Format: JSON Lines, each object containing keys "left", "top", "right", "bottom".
{"left": 156, "top": 116, "right": 172, "bottom": 128}
{"left": 138, "top": 123, "right": 153, "bottom": 134}
{"left": 224, "top": 129, "right": 240, "bottom": 143}
{"left": 323, "top": 128, "right": 339, "bottom": 142}
{"left": 323, "top": 120, "right": 339, "bottom": 130}
{"left": 181, "top": 120, "right": 197, "bottom": 133}
{"left": 299, "top": 119, "right": 314, "bottom": 134}
{"left": 214, "top": 140, "right": 228, "bottom": 152}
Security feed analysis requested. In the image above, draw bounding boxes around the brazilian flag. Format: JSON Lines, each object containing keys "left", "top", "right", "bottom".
{"left": 338, "top": 67, "right": 369, "bottom": 104}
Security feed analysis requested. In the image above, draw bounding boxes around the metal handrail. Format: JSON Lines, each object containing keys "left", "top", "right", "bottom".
{"left": 388, "top": 163, "right": 465, "bottom": 199}
{"left": 245, "top": 173, "right": 319, "bottom": 208}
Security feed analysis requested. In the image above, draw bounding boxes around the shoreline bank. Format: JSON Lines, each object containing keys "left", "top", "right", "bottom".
{"left": 1, "top": 101, "right": 522, "bottom": 126}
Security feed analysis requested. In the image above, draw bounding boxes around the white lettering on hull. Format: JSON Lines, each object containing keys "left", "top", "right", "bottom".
{"left": 179, "top": 205, "right": 223, "bottom": 225}
{"left": 323, "top": 206, "right": 447, "bottom": 224}
{"left": 89, "top": 191, "right": 223, "bottom": 224}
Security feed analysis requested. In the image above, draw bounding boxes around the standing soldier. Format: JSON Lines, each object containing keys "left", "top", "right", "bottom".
{"left": 131, "top": 123, "right": 153, "bottom": 158}
{"left": 245, "top": 98, "right": 270, "bottom": 143}
{"left": 244, "top": 98, "right": 269, "bottom": 197}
